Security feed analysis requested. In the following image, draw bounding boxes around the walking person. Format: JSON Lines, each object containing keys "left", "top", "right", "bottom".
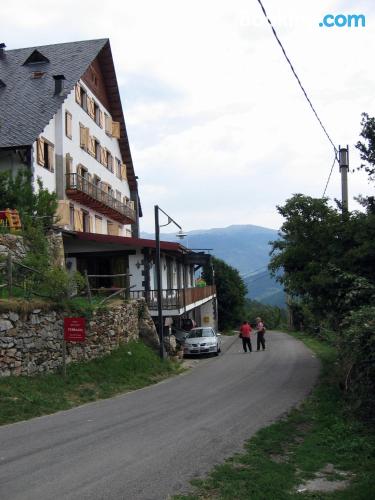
{"left": 239, "top": 320, "right": 252, "bottom": 353}
{"left": 256, "top": 316, "right": 266, "bottom": 351}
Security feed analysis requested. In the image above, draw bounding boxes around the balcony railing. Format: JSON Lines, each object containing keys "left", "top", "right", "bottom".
{"left": 130, "top": 285, "right": 216, "bottom": 310}
{"left": 66, "top": 173, "right": 136, "bottom": 224}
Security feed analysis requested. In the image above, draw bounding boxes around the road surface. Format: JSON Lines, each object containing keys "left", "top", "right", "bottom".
{"left": 0, "top": 331, "right": 320, "bottom": 500}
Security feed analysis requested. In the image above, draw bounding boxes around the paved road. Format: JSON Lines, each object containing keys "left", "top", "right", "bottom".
{"left": 0, "top": 331, "right": 320, "bottom": 500}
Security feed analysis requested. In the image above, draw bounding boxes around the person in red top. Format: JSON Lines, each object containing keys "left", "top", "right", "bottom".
{"left": 239, "top": 321, "right": 252, "bottom": 353}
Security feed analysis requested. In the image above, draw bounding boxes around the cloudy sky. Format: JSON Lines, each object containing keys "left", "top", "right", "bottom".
{"left": 2, "top": 0, "right": 374, "bottom": 232}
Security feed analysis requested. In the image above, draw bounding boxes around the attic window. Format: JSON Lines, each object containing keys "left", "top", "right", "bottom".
{"left": 23, "top": 49, "right": 49, "bottom": 65}
{"left": 31, "top": 71, "right": 45, "bottom": 79}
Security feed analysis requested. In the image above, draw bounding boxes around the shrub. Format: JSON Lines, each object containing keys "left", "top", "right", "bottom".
{"left": 339, "top": 306, "right": 375, "bottom": 421}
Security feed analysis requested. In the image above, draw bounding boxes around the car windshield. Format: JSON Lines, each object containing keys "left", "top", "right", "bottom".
{"left": 187, "top": 328, "right": 215, "bottom": 338}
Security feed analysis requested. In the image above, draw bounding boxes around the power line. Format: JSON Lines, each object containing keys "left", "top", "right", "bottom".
{"left": 256, "top": 0, "right": 339, "bottom": 193}
{"left": 322, "top": 154, "right": 338, "bottom": 197}
{"left": 241, "top": 265, "right": 268, "bottom": 278}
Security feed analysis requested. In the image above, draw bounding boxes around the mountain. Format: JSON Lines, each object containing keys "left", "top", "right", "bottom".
{"left": 244, "top": 271, "right": 285, "bottom": 307}
{"left": 141, "top": 224, "right": 285, "bottom": 307}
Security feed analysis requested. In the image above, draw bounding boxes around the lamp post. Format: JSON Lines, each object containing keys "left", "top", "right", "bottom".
{"left": 154, "top": 205, "right": 186, "bottom": 359}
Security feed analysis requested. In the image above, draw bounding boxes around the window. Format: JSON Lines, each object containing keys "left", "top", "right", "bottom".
{"left": 69, "top": 204, "right": 75, "bottom": 228}
{"left": 82, "top": 210, "right": 90, "bottom": 233}
{"left": 107, "top": 221, "right": 119, "bottom": 236}
{"left": 115, "top": 158, "right": 121, "bottom": 179}
{"left": 36, "top": 137, "right": 54, "bottom": 172}
{"left": 107, "top": 152, "right": 113, "bottom": 172}
{"left": 116, "top": 190, "right": 121, "bottom": 201}
{"left": 95, "top": 216, "right": 102, "bottom": 234}
{"left": 94, "top": 139, "right": 101, "bottom": 162}
{"left": 81, "top": 87, "right": 88, "bottom": 112}
{"left": 65, "top": 154, "right": 73, "bottom": 187}
{"left": 65, "top": 111, "right": 72, "bottom": 139}
{"left": 94, "top": 102, "right": 100, "bottom": 126}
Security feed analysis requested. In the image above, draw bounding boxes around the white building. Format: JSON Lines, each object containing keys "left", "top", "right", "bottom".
{"left": 0, "top": 39, "right": 217, "bottom": 331}
{"left": 0, "top": 39, "right": 140, "bottom": 237}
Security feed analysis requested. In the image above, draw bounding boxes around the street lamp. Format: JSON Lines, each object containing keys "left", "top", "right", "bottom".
{"left": 154, "top": 205, "right": 186, "bottom": 359}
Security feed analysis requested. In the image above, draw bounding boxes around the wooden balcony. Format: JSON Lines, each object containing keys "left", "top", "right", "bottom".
{"left": 66, "top": 173, "right": 136, "bottom": 224}
{"left": 130, "top": 285, "right": 216, "bottom": 311}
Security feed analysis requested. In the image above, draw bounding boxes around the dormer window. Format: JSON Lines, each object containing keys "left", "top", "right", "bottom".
{"left": 23, "top": 49, "right": 49, "bottom": 65}
{"left": 31, "top": 71, "right": 45, "bottom": 79}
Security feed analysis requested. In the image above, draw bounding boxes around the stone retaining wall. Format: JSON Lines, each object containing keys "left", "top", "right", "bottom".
{"left": 0, "top": 299, "right": 159, "bottom": 377}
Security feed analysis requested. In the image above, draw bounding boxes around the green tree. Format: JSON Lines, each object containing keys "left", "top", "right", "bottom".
{"left": 203, "top": 257, "right": 247, "bottom": 330}
{"left": 0, "top": 169, "right": 58, "bottom": 231}
{"left": 269, "top": 194, "right": 375, "bottom": 327}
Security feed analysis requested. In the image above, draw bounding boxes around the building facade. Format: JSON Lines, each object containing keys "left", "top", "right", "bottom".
{"left": 0, "top": 39, "right": 140, "bottom": 237}
{"left": 0, "top": 39, "right": 217, "bottom": 331}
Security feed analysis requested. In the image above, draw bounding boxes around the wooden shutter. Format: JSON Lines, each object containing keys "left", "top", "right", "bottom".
{"left": 120, "top": 164, "right": 127, "bottom": 180}
{"left": 65, "top": 111, "right": 72, "bottom": 138}
{"left": 79, "top": 124, "right": 88, "bottom": 149}
{"left": 107, "top": 222, "right": 119, "bottom": 236}
{"left": 87, "top": 97, "right": 95, "bottom": 119}
{"left": 112, "top": 121, "right": 120, "bottom": 139}
{"left": 75, "top": 84, "right": 82, "bottom": 105}
{"left": 105, "top": 114, "right": 112, "bottom": 135}
{"left": 95, "top": 216, "right": 102, "bottom": 234}
{"left": 56, "top": 200, "right": 70, "bottom": 226}
{"left": 74, "top": 209, "right": 83, "bottom": 232}
{"left": 47, "top": 144, "right": 54, "bottom": 171}
{"left": 101, "top": 147, "right": 108, "bottom": 166}
{"left": 36, "top": 138, "right": 45, "bottom": 166}
{"left": 65, "top": 154, "right": 72, "bottom": 176}
{"left": 87, "top": 135, "right": 95, "bottom": 156}
{"left": 99, "top": 110, "right": 104, "bottom": 128}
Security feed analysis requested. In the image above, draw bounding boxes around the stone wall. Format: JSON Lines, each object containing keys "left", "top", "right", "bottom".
{"left": 0, "top": 299, "right": 159, "bottom": 377}
{"left": 0, "top": 233, "right": 27, "bottom": 261}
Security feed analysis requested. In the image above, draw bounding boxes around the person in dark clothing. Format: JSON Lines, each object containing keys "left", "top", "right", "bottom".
{"left": 256, "top": 317, "right": 266, "bottom": 351}
{"left": 239, "top": 321, "right": 252, "bottom": 353}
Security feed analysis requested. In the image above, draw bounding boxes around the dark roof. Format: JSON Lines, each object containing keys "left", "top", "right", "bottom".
{"left": 0, "top": 39, "right": 139, "bottom": 194}
{"left": 0, "top": 39, "right": 107, "bottom": 148}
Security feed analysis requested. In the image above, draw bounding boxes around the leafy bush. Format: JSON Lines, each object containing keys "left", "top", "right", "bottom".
{"left": 339, "top": 306, "right": 375, "bottom": 421}
{"left": 41, "top": 268, "right": 86, "bottom": 301}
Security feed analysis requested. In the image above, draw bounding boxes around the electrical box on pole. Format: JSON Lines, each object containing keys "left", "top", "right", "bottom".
{"left": 339, "top": 145, "right": 349, "bottom": 211}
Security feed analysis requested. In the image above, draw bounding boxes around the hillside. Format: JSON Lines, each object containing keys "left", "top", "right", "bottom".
{"left": 141, "top": 224, "right": 285, "bottom": 307}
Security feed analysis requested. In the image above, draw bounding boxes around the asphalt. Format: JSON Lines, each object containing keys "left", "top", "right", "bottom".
{"left": 0, "top": 331, "right": 320, "bottom": 500}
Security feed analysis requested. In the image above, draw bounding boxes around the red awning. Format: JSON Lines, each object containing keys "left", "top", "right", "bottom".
{"left": 71, "top": 231, "right": 189, "bottom": 253}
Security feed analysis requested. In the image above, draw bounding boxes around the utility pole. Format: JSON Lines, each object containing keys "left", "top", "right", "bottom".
{"left": 339, "top": 145, "right": 349, "bottom": 211}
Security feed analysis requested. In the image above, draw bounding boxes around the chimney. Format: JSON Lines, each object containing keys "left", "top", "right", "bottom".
{"left": 0, "top": 43, "right": 6, "bottom": 58}
{"left": 53, "top": 74, "right": 65, "bottom": 95}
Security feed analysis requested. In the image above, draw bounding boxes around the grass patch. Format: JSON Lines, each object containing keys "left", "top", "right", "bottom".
{"left": 173, "top": 331, "right": 375, "bottom": 499}
{"left": 0, "top": 341, "right": 182, "bottom": 426}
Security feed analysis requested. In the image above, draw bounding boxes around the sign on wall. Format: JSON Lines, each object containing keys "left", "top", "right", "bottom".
{"left": 64, "top": 317, "right": 86, "bottom": 342}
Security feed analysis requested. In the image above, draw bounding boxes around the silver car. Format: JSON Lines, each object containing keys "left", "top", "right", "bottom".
{"left": 183, "top": 327, "right": 222, "bottom": 356}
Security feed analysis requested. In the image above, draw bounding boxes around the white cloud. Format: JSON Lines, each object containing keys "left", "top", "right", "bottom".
{"left": 2, "top": 0, "right": 375, "bottom": 231}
